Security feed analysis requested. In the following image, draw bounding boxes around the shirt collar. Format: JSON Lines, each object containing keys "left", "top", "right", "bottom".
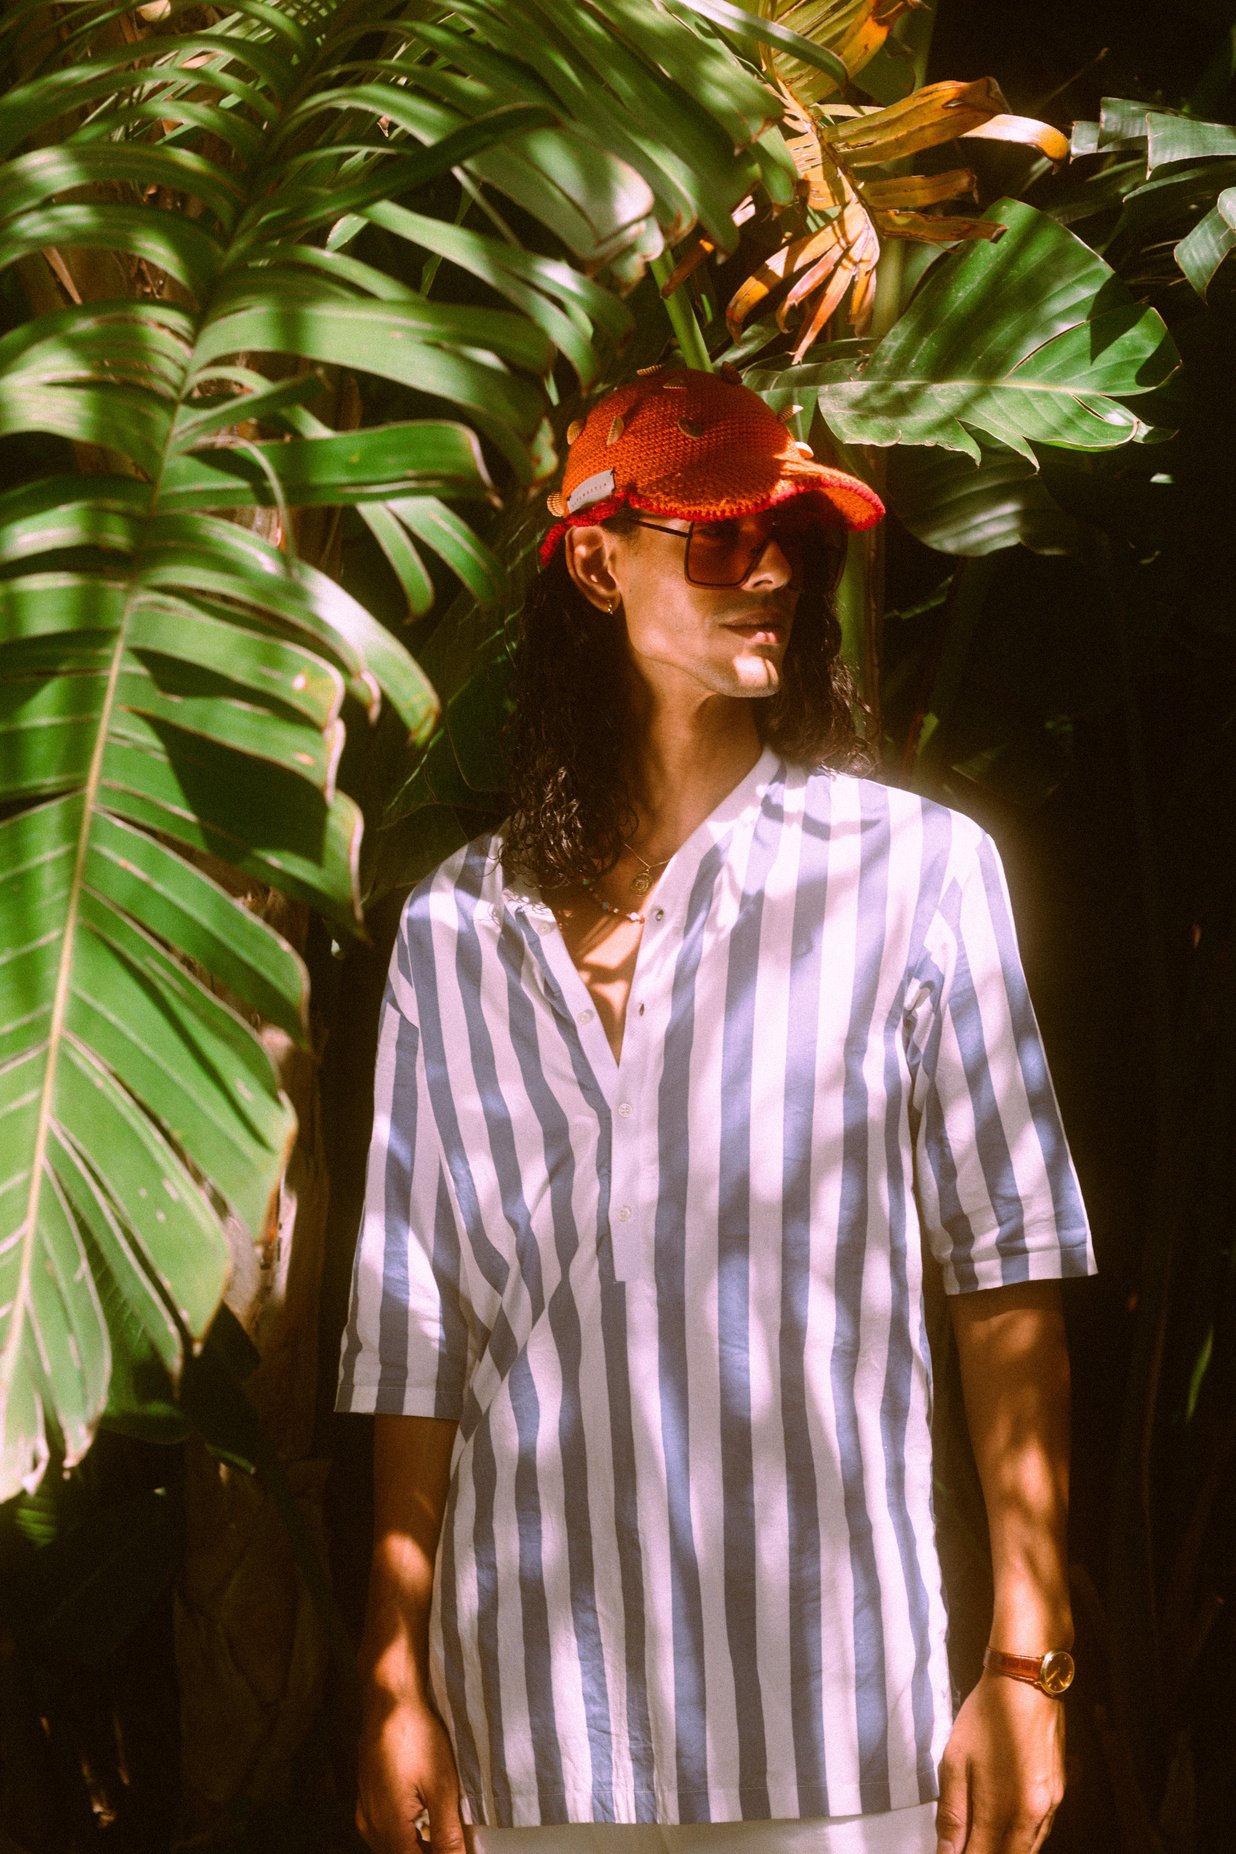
{"left": 495, "top": 745, "right": 783, "bottom": 916}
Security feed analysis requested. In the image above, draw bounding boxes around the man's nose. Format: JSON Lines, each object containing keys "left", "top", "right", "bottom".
{"left": 745, "top": 535, "right": 795, "bottom": 589}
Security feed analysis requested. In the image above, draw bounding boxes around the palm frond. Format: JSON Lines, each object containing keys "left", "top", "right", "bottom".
{"left": 0, "top": 0, "right": 791, "bottom": 1494}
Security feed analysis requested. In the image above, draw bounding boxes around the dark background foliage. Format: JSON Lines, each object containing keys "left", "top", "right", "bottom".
{"left": 892, "top": 5, "right": 1236, "bottom": 1849}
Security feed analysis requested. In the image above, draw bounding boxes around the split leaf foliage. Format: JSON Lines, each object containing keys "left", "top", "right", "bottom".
{"left": 749, "top": 200, "right": 1179, "bottom": 461}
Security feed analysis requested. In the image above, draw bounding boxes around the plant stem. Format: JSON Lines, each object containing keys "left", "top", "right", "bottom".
{"left": 650, "top": 252, "right": 712, "bottom": 371}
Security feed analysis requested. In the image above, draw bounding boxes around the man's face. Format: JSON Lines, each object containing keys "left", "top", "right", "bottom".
{"left": 567, "top": 512, "right": 804, "bottom": 706}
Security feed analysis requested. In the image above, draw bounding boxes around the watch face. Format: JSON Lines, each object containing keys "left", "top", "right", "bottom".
{"left": 1039, "top": 1651, "right": 1075, "bottom": 1695}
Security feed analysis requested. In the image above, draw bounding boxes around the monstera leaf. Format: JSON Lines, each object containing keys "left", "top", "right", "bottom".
{"left": 0, "top": 0, "right": 795, "bottom": 1497}
{"left": 750, "top": 200, "right": 1180, "bottom": 461}
{"left": 887, "top": 442, "right": 1090, "bottom": 556}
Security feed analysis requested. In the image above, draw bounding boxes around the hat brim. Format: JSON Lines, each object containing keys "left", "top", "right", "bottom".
{"left": 539, "top": 463, "right": 884, "bottom": 567}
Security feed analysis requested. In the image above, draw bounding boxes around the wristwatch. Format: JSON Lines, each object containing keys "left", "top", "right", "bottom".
{"left": 983, "top": 1647, "right": 1075, "bottom": 1697}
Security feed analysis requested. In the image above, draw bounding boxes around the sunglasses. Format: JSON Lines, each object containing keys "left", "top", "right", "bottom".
{"left": 627, "top": 511, "right": 845, "bottom": 590}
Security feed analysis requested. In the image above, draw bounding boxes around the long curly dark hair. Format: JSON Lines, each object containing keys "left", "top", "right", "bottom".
{"left": 501, "top": 521, "right": 873, "bottom": 891}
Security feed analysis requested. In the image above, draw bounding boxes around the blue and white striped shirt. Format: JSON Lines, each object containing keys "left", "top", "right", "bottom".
{"left": 338, "top": 749, "right": 1093, "bottom": 1829}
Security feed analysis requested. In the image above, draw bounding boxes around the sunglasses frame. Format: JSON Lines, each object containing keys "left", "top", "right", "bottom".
{"left": 624, "top": 514, "right": 845, "bottom": 591}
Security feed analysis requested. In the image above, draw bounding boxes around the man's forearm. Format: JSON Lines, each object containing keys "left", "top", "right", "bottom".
{"left": 949, "top": 1279, "right": 1073, "bottom": 1649}
{"left": 934, "top": 1281, "right": 1074, "bottom": 1854}
{"left": 361, "top": 1414, "right": 459, "bottom": 1698}
{"left": 363, "top": 1530, "right": 441, "bottom": 1704}
{"left": 355, "top": 1415, "right": 463, "bottom": 1854}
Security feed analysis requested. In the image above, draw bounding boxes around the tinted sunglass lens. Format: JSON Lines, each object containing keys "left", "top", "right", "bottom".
{"left": 686, "top": 520, "right": 810, "bottom": 586}
{"left": 685, "top": 527, "right": 745, "bottom": 585}
{"left": 685, "top": 553, "right": 737, "bottom": 585}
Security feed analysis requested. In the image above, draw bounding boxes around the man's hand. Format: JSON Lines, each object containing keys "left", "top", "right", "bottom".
{"left": 356, "top": 1692, "right": 465, "bottom": 1854}
{"left": 934, "top": 1671, "right": 1065, "bottom": 1854}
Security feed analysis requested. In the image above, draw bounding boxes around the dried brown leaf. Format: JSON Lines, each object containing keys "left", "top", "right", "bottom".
{"left": 868, "top": 209, "right": 1004, "bottom": 243}
{"left": 779, "top": 244, "right": 848, "bottom": 324}
{"left": 722, "top": 52, "right": 1057, "bottom": 361}
{"left": 959, "top": 114, "right": 1070, "bottom": 161}
{"left": 802, "top": 142, "right": 854, "bottom": 212}
{"left": 848, "top": 253, "right": 878, "bottom": 334}
{"left": 826, "top": 77, "right": 1011, "bottom": 166}
{"left": 660, "top": 237, "right": 716, "bottom": 295}
{"left": 727, "top": 230, "right": 826, "bottom": 334}
{"left": 792, "top": 252, "right": 864, "bottom": 361}
{"left": 860, "top": 168, "right": 977, "bottom": 210}
{"left": 781, "top": 203, "right": 870, "bottom": 316}
{"left": 830, "top": 1, "right": 921, "bottom": 78}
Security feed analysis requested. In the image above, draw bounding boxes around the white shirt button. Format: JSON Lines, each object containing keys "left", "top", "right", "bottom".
{"left": 616, "top": 1205, "right": 632, "bottom": 1222}
{"left": 578, "top": 1008, "right": 595, "bottom": 1024}
{"left": 617, "top": 1101, "right": 632, "bottom": 1118}
{"left": 652, "top": 908, "right": 665, "bottom": 922}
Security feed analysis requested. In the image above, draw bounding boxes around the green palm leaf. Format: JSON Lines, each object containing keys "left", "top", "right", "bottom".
{"left": 0, "top": 0, "right": 793, "bottom": 1495}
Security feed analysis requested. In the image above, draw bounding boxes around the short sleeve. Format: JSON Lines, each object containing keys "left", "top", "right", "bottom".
{"left": 904, "top": 826, "right": 1095, "bottom": 1294}
{"left": 335, "top": 924, "right": 472, "bottom": 1417}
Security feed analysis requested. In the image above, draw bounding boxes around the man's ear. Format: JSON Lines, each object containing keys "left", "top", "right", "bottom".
{"left": 563, "top": 525, "right": 620, "bottom": 611}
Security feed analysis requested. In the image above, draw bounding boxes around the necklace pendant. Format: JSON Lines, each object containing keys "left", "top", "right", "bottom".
{"left": 629, "top": 872, "right": 653, "bottom": 895}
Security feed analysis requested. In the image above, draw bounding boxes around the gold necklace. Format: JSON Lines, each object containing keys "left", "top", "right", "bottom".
{"left": 623, "top": 841, "right": 671, "bottom": 896}
{"left": 581, "top": 879, "right": 645, "bottom": 924}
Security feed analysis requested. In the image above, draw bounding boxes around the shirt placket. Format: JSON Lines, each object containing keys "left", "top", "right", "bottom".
{"left": 508, "top": 747, "right": 778, "bottom": 1285}
{"left": 607, "top": 894, "right": 674, "bottom": 1282}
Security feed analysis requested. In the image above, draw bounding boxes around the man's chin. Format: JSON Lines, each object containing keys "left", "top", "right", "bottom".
{"left": 730, "top": 655, "right": 785, "bottom": 695}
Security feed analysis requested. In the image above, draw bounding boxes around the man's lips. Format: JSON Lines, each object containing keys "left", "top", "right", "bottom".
{"left": 723, "top": 614, "right": 790, "bottom": 639}
{"left": 718, "top": 595, "right": 795, "bottom": 637}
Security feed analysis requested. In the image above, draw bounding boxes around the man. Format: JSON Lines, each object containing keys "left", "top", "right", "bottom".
{"left": 338, "top": 367, "right": 1094, "bottom": 1854}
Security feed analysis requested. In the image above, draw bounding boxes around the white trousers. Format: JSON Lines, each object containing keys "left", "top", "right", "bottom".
{"left": 465, "top": 1802, "right": 938, "bottom": 1853}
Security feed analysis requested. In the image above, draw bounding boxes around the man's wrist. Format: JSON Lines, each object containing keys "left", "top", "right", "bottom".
{"left": 989, "top": 1574, "right": 1074, "bottom": 1651}
{"left": 357, "top": 1631, "right": 436, "bottom": 1708}
{"left": 983, "top": 1645, "right": 1076, "bottom": 1696}
{"left": 986, "top": 1576, "right": 1075, "bottom": 1694}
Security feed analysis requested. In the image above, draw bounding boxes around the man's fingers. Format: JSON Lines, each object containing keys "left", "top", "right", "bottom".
{"left": 354, "top": 1797, "right": 422, "bottom": 1854}
{"left": 952, "top": 1796, "right": 1059, "bottom": 1854}
{"left": 935, "top": 1756, "right": 970, "bottom": 1854}
{"left": 427, "top": 1788, "right": 466, "bottom": 1854}
{"left": 1020, "top": 1783, "right": 1063, "bottom": 1854}
{"left": 355, "top": 1784, "right": 462, "bottom": 1854}
{"left": 1027, "top": 1810, "right": 1058, "bottom": 1854}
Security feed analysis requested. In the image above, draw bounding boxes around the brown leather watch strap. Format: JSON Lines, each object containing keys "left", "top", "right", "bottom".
{"left": 983, "top": 1647, "right": 1075, "bottom": 1696}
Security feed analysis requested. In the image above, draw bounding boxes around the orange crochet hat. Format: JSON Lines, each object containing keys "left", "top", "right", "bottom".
{"left": 539, "top": 365, "right": 883, "bottom": 564}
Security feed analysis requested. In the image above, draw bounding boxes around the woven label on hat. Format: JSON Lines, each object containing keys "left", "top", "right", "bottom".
{"left": 567, "top": 468, "right": 616, "bottom": 514}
